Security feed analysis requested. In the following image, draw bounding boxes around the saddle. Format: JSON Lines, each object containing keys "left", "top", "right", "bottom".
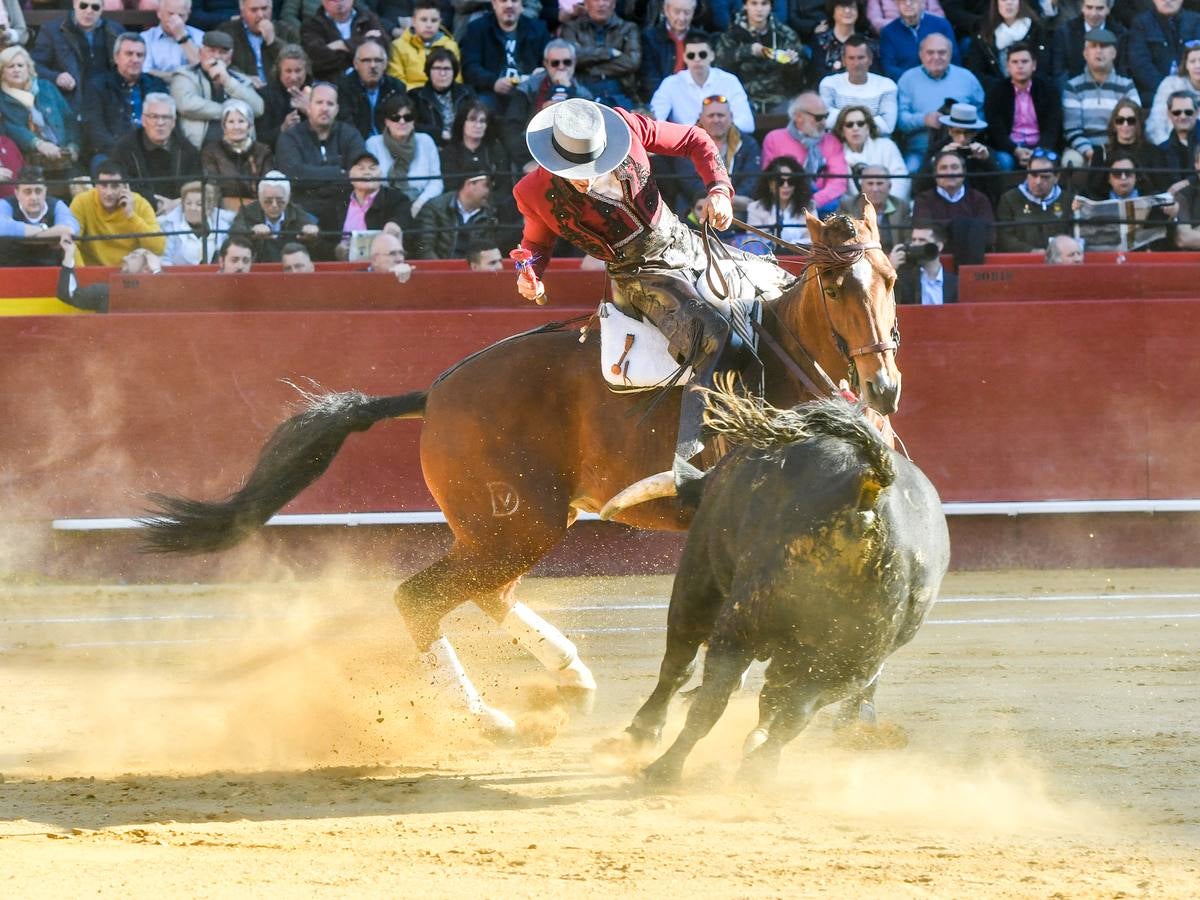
{"left": 599, "top": 256, "right": 788, "bottom": 392}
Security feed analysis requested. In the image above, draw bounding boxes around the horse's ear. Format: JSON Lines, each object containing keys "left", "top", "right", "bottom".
{"left": 805, "top": 209, "right": 823, "bottom": 241}
{"left": 857, "top": 195, "right": 879, "bottom": 236}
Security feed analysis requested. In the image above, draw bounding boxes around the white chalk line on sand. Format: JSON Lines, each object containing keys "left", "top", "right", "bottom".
{"left": 3, "top": 591, "right": 1199, "bottom": 628}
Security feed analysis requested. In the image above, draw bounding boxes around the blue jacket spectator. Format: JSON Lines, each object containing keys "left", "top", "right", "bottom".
{"left": 460, "top": 1, "right": 550, "bottom": 105}
{"left": 84, "top": 39, "right": 168, "bottom": 159}
{"left": 30, "top": 3, "right": 124, "bottom": 115}
{"left": 896, "top": 34, "right": 983, "bottom": 170}
{"left": 878, "top": 0, "right": 958, "bottom": 82}
{"left": 187, "top": 0, "right": 243, "bottom": 31}
{"left": 1127, "top": 1, "right": 1200, "bottom": 103}
{"left": 638, "top": 0, "right": 696, "bottom": 102}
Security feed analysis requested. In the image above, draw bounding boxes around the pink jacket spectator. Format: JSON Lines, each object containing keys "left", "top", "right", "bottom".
{"left": 760, "top": 129, "right": 849, "bottom": 211}
{"left": 866, "top": 0, "right": 947, "bottom": 35}
{"left": 0, "top": 135, "right": 23, "bottom": 200}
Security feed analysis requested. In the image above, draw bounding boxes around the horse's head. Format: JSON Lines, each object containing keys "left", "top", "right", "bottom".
{"left": 803, "top": 201, "right": 902, "bottom": 415}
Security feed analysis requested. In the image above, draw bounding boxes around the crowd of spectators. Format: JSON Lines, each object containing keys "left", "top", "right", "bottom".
{"left": 4, "top": 0, "right": 1200, "bottom": 303}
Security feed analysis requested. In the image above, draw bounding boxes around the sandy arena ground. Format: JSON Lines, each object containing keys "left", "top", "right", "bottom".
{"left": 1, "top": 568, "right": 1197, "bottom": 897}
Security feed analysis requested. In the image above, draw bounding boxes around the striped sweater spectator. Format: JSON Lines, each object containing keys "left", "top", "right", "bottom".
{"left": 1062, "top": 68, "right": 1139, "bottom": 156}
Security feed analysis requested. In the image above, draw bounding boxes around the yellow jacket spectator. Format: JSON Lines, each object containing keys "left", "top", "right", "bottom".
{"left": 69, "top": 160, "right": 165, "bottom": 266}
{"left": 388, "top": 0, "right": 460, "bottom": 89}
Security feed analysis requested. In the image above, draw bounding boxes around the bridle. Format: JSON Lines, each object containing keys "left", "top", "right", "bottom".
{"left": 705, "top": 217, "right": 900, "bottom": 399}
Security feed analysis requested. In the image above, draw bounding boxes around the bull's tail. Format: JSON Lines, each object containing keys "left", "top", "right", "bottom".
{"left": 700, "top": 382, "right": 896, "bottom": 497}
{"left": 140, "top": 388, "right": 427, "bottom": 554}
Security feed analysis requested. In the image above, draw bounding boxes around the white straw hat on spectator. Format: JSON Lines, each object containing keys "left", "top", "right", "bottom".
{"left": 938, "top": 103, "right": 988, "bottom": 131}
{"left": 526, "top": 99, "right": 631, "bottom": 180}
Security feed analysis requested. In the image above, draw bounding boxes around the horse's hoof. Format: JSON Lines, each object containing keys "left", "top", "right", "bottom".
{"left": 742, "top": 727, "right": 769, "bottom": 756}
{"left": 557, "top": 684, "right": 596, "bottom": 715}
{"left": 475, "top": 705, "right": 518, "bottom": 743}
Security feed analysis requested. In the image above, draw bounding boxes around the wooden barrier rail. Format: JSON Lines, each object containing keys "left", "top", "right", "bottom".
{"left": 959, "top": 263, "right": 1200, "bottom": 301}
{"left": 983, "top": 251, "right": 1200, "bottom": 266}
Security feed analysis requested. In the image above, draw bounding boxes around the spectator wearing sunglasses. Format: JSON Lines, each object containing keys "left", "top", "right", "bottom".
{"left": 1061, "top": 29, "right": 1138, "bottom": 170}
{"left": 366, "top": 92, "right": 444, "bottom": 213}
{"left": 504, "top": 39, "right": 594, "bottom": 173}
{"left": 713, "top": 0, "right": 806, "bottom": 116}
{"left": 745, "top": 155, "right": 811, "bottom": 246}
{"left": 820, "top": 35, "right": 897, "bottom": 136}
{"left": 762, "top": 91, "right": 849, "bottom": 214}
{"left": 994, "top": 148, "right": 1072, "bottom": 252}
{"left": 229, "top": 171, "right": 323, "bottom": 262}
{"left": 1146, "top": 41, "right": 1200, "bottom": 145}
{"left": 1156, "top": 91, "right": 1199, "bottom": 194}
{"left": 650, "top": 30, "right": 754, "bottom": 133}
{"left": 834, "top": 104, "right": 908, "bottom": 200}
{"left": 982, "top": 42, "right": 1061, "bottom": 173}
{"left": 30, "top": 0, "right": 124, "bottom": 116}
{"left": 337, "top": 38, "right": 408, "bottom": 139}
{"left": 560, "top": 0, "right": 640, "bottom": 110}
{"left": 1127, "top": 0, "right": 1200, "bottom": 105}
{"left": 1086, "top": 100, "right": 1164, "bottom": 198}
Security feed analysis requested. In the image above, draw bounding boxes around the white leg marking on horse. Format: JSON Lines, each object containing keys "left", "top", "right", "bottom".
{"left": 422, "top": 636, "right": 516, "bottom": 735}
{"left": 502, "top": 602, "right": 597, "bottom": 692}
{"left": 487, "top": 481, "right": 520, "bottom": 517}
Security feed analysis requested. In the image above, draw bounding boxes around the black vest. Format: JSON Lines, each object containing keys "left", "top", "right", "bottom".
{"left": 2, "top": 198, "right": 68, "bottom": 267}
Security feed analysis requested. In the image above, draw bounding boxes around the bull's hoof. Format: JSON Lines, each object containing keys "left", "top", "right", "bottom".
{"left": 736, "top": 749, "right": 780, "bottom": 787}
{"left": 557, "top": 684, "right": 596, "bottom": 715}
{"left": 640, "top": 755, "right": 683, "bottom": 787}
{"left": 742, "top": 727, "right": 769, "bottom": 756}
{"left": 833, "top": 697, "right": 877, "bottom": 730}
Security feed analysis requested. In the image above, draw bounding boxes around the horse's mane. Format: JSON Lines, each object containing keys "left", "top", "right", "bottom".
{"left": 700, "top": 375, "right": 895, "bottom": 484}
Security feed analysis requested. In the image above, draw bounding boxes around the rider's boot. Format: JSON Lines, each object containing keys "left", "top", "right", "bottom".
{"left": 601, "top": 306, "right": 729, "bottom": 520}
{"left": 420, "top": 636, "right": 517, "bottom": 739}
{"left": 502, "top": 602, "right": 597, "bottom": 713}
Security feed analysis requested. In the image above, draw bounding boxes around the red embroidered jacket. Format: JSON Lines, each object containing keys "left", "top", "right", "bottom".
{"left": 514, "top": 108, "right": 733, "bottom": 277}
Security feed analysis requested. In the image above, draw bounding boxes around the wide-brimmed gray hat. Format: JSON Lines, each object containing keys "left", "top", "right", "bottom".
{"left": 938, "top": 102, "right": 987, "bottom": 130}
{"left": 526, "top": 99, "right": 632, "bottom": 179}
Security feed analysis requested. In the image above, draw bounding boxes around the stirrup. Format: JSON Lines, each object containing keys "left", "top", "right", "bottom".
{"left": 598, "top": 470, "right": 676, "bottom": 520}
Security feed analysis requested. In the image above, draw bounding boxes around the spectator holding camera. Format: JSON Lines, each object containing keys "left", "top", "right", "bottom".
{"left": 890, "top": 222, "right": 956, "bottom": 304}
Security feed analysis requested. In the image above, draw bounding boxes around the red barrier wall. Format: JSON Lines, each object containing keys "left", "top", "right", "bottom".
{"left": 959, "top": 264, "right": 1200, "bottom": 301}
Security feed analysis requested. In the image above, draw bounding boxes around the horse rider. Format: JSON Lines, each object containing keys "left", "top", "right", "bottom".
{"left": 513, "top": 98, "right": 793, "bottom": 486}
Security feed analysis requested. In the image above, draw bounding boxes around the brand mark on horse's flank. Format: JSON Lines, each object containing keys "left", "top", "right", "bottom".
{"left": 488, "top": 482, "right": 520, "bottom": 517}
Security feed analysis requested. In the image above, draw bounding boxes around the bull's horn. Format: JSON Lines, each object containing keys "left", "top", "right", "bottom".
{"left": 598, "top": 471, "right": 676, "bottom": 521}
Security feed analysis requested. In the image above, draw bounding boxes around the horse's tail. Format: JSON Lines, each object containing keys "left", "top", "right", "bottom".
{"left": 140, "top": 389, "right": 427, "bottom": 554}
{"left": 701, "top": 379, "right": 896, "bottom": 499}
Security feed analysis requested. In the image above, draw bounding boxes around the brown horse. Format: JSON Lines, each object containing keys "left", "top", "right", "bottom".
{"left": 143, "top": 204, "right": 901, "bottom": 737}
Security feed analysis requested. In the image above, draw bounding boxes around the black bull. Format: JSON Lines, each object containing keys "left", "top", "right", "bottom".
{"left": 626, "top": 395, "right": 950, "bottom": 784}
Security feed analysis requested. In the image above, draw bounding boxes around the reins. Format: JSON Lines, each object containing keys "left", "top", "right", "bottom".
{"left": 700, "top": 217, "right": 896, "bottom": 403}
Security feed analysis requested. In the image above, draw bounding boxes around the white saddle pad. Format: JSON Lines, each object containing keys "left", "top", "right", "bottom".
{"left": 599, "top": 301, "right": 691, "bottom": 391}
